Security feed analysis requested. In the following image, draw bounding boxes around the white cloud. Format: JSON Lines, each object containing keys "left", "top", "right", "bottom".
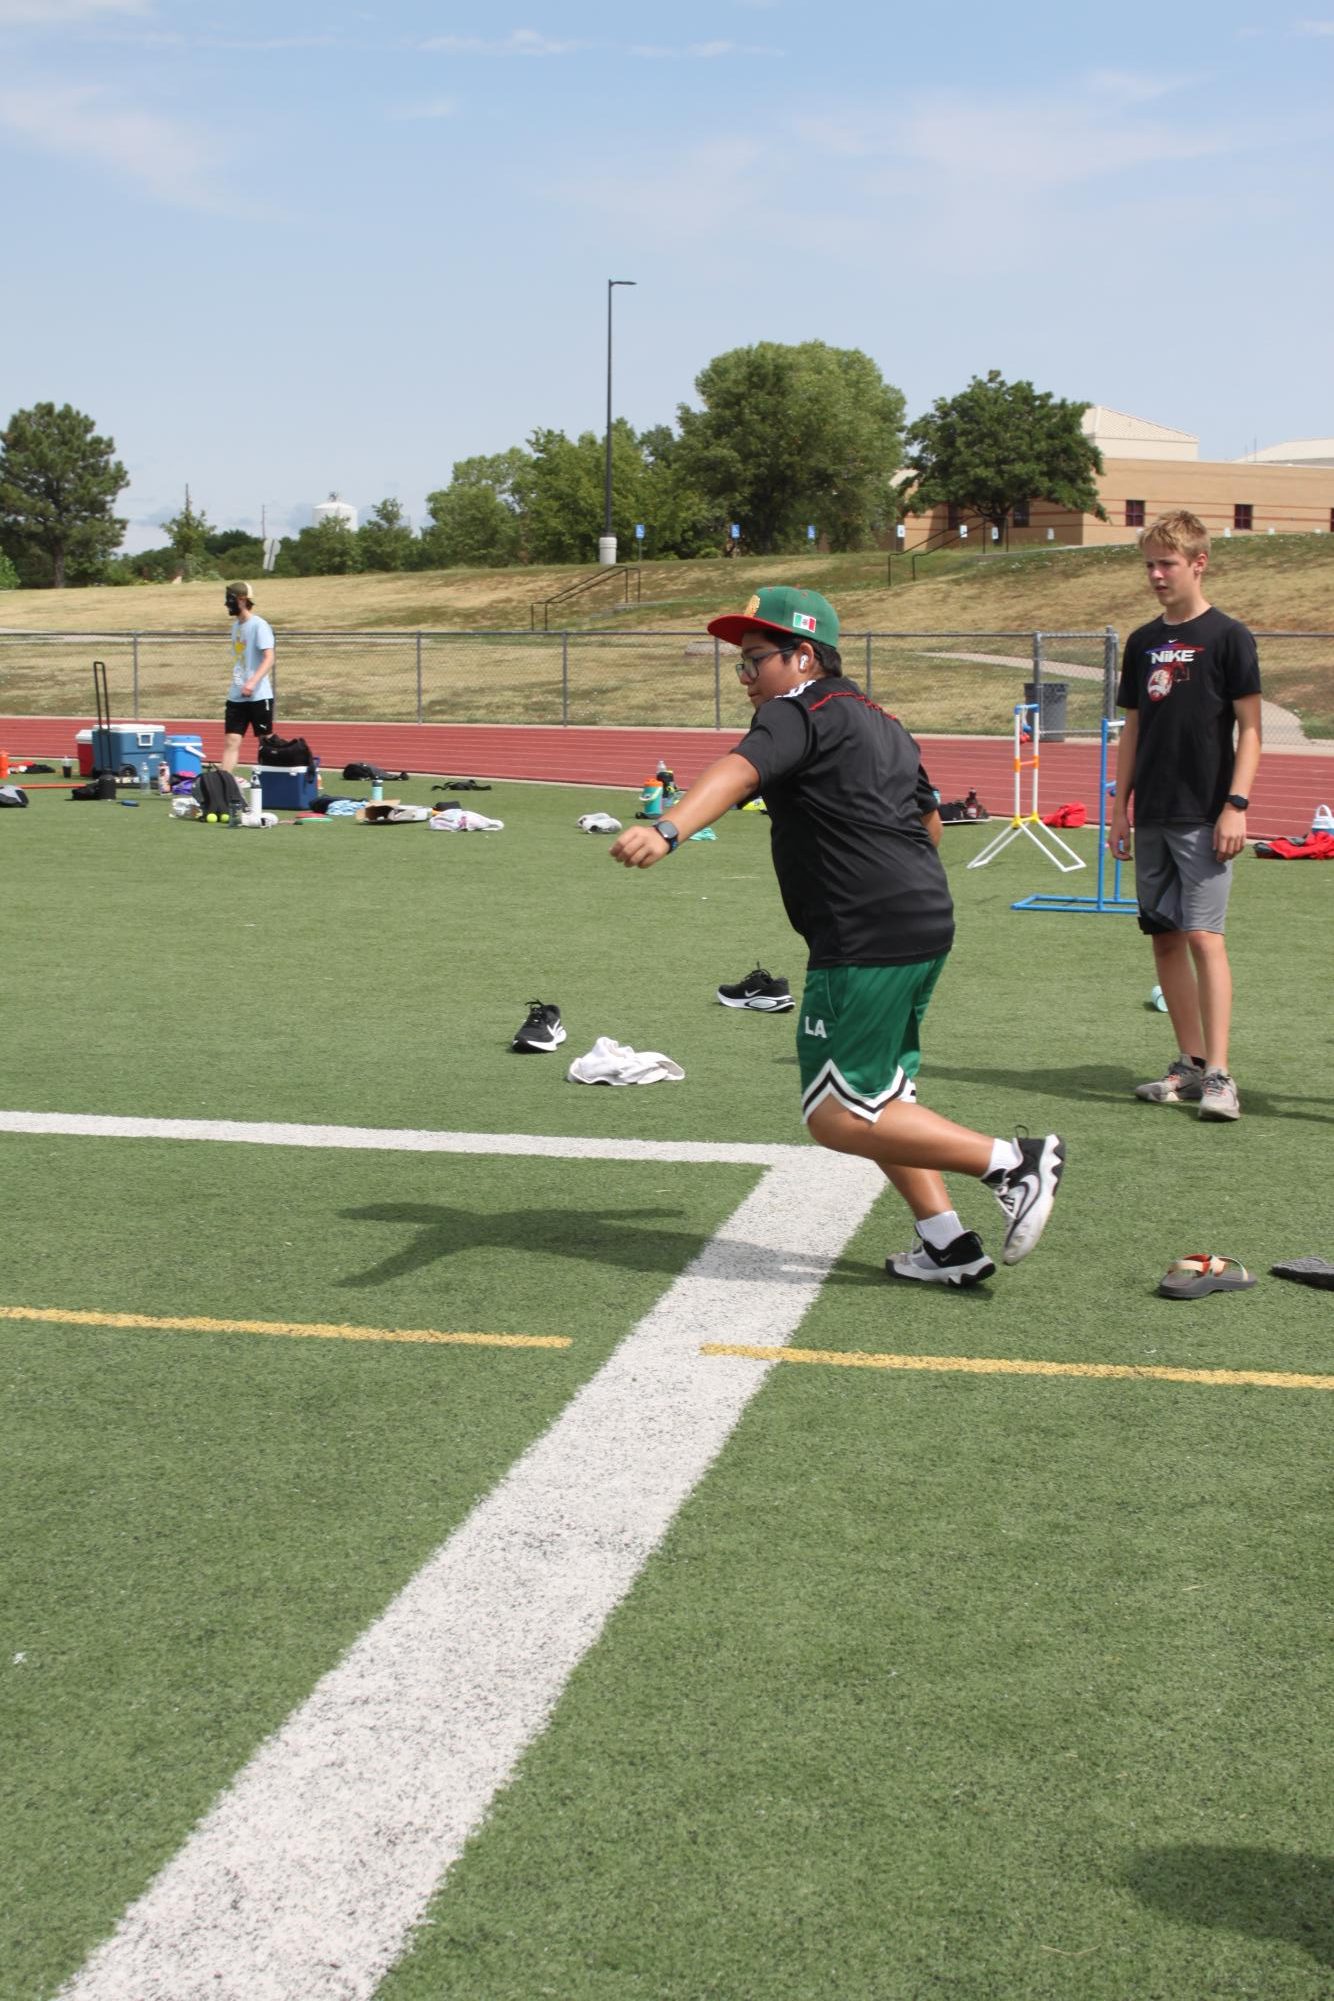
{"left": 1293, "top": 15, "right": 1334, "bottom": 29}
{"left": 631, "top": 38, "right": 781, "bottom": 57}
{"left": 0, "top": 0, "right": 147, "bottom": 19}
{"left": 1086, "top": 68, "right": 1186, "bottom": 102}
{"left": 392, "top": 96, "right": 458, "bottom": 120}
{"left": 0, "top": 81, "right": 232, "bottom": 212}
{"left": 422, "top": 27, "right": 583, "bottom": 56}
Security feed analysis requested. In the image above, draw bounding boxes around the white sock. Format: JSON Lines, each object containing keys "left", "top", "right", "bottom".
{"left": 917, "top": 1209, "right": 964, "bottom": 1250}
{"left": 987, "top": 1138, "right": 1022, "bottom": 1179}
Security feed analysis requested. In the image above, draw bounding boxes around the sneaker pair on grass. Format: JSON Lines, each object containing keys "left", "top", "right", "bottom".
{"left": 887, "top": 1134, "right": 1067, "bottom": 1287}
{"left": 1136, "top": 1057, "right": 1240, "bottom": 1121}
{"left": 716, "top": 967, "right": 794, "bottom": 1012}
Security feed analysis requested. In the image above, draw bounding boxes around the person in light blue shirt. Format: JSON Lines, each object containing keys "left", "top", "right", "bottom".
{"left": 222, "top": 581, "right": 275, "bottom": 773}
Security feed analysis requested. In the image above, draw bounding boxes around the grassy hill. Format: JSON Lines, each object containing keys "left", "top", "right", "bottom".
{"left": 2, "top": 533, "right": 1332, "bottom": 636}
{"left": 3, "top": 536, "right": 1330, "bottom": 732}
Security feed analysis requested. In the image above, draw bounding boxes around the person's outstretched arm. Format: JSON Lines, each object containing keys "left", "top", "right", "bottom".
{"left": 610, "top": 752, "right": 758, "bottom": 868}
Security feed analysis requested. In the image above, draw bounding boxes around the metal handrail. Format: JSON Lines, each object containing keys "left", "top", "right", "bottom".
{"left": 531, "top": 564, "right": 642, "bottom": 631}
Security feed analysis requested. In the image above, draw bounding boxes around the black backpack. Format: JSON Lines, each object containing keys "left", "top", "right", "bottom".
{"left": 0, "top": 783, "right": 29, "bottom": 808}
{"left": 192, "top": 768, "right": 245, "bottom": 817}
{"left": 260, "top": 734, "right": 314, "bottom": 768}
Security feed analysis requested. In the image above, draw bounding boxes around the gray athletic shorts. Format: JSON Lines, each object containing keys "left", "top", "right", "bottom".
{"left": 1133, "top": 823, "right": 1232, "bottom": 936}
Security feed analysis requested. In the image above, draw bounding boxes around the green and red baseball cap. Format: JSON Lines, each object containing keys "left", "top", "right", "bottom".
{"left": 707, "top": 585, "right": 839, "bottom": 651}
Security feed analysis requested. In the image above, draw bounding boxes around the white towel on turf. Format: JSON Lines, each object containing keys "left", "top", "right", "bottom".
{"left": 428, "top": 807, "right": 505, "bottom": 831}
{"left": 577, "top": 812, "right": 623, "bottom": 833}
{"left": 566, "top": 1037, "right": 685, "bottom": 1086}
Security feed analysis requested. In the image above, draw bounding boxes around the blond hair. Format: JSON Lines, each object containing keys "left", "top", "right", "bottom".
{"left": 1139, "top": 511, "right": 1210, "bottom": 561}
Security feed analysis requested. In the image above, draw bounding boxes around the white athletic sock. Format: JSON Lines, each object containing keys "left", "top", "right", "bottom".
{"left": 987, "top": 1138, "right": 1022, "bottom": 1180}
{"left": 917, "top": 1209, "right": 964, "bottom": 1250}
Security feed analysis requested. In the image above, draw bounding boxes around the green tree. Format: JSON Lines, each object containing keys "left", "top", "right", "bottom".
{"left": 903, "top": 371, "right": 1106, "bottom": 537}
{"left": 0, "top": 548, "right": 18, "bottom": 590}
{"left": 203, "top": 527, "right": 256, "bottom": 558}
{"left": 0, "top": 401, "right": 129, "bottom": 587}
{"left": 358, "top": 497, "right": 416, "bottom": 572}
{"left": 675, "top": 343, "right": 905, "bottom": 554}
{"left": 162, "top": 486, "right": 212, "bottom": 559}
{"left": 274, "top": 515, "right": 363, "bottom": 576}
{"left": 421, "top": 450, "right": 528, "bottom": 568}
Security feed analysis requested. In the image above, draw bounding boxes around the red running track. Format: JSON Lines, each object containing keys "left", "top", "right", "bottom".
{"left": 2, "top": 713, "right": 1331, "bottom": 839}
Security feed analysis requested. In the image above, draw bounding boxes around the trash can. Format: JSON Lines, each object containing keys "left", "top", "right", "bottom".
{"left": 1023, "top": 680, "right": 1068, "bottom": 744}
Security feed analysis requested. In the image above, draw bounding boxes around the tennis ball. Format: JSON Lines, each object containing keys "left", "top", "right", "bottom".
{"left": 205, "top": 812, "right": 218, "bottom": 823}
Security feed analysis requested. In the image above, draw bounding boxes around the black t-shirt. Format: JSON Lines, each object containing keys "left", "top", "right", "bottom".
{"left": 1117, "top": 607, "right": 1261, "bottom": 824}
{"left": 731, "top": 677, "right": 955, "bottom": 968}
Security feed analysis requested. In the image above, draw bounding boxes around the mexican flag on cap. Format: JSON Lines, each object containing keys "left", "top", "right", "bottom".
{"left": 707, "top": 585, "right": 840, "bottom": 650}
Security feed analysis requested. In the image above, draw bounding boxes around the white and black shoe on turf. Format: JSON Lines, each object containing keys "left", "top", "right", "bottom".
{"left": 716, "top": 966, "right": 795, "bottom": 1011}
{"left": 511, "top": 999, "right": 566, "bottom": 1053}
{"left": 886, "top": 1230, "right": 996, "bottom": 1287}
{"left": 984, "top": 1134, "right": 1066, "bottom": 1265}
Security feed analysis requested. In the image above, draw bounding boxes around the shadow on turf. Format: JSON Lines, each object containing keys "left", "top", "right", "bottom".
{"left": 915, "top": 1061, "right": 1334, "bottom": 1125}
{"left": 1126, "top": 1845, "right": 1333, "bottom": 1968}
{"left": 336, "top": 1202, "right": 923, "bottom": 1291}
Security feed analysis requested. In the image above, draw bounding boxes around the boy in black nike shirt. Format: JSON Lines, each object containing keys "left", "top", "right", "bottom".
{"left": 1109, "top": 511, "right": 1262, "bottom": 1120}
{"left": 610, "top": 585, "right": 1066, "bottom": 1284}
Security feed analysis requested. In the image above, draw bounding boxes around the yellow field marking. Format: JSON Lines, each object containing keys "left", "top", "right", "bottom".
{"left": 0, "top": 1305, "right": 570, "bottom": 1350}
{"left": 701, "top": 1343, "right": 1334, "bottom": 1392}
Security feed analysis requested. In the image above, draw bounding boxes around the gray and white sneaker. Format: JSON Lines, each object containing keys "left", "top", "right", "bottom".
{"left": 887, "top": 1230, "right": 996, "bottom": 1287}
{"left": 1135, "top": 1056, "right": 1205, "bottom": 1103}
{"left": 1198, "top": 1069, "right": 1241, "bottom": 1121}
{"left": 984, "top": 1135, "right": 1066, "bottom": 1265}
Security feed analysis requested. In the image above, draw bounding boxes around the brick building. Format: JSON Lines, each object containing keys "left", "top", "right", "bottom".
{"left": 901, "top": 406, "right": 1334, "bottom": 551}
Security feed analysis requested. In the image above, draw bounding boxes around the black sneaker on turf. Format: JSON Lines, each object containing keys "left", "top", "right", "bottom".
{"left": 716, "top": 966, "right": 794, "bottom": 1012}
{"left": 984, "top": 1134, "right": 1066, "bottom": 1265}
{"left": 886, "top": 1230, "right": 996, "bottom": 1287}
{"left": 511, "top": 999, "right": 566, "bottom": 1053}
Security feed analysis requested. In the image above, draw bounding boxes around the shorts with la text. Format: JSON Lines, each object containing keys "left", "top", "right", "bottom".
{"left": 1133, "top": 822, "right": 1232, "bottom": 935}
{"left": 797, "top": 958, "right": 948, "bottom": 1124}
{"left": 224, "top": 698, "right": 274, "bottom": 740}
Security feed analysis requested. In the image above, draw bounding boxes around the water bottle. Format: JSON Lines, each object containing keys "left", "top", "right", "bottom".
{"left": 156, "top": 761, "right": 170, "bottom": 795}
{"left": 371, "top": 776, "right": 384, "bottom": 803}
{"left": 250, "top": 766, "right": 264, "bottom": 819}
{"left": 656, "top": 757, "right": 676, "bottom": 800}
{"left": 639, "top": 780, "right": 663, "bottom": 819}
{"left": 964, "top": 788, "right": 980, "bottom": 821}
{"left": 138, "top": 760, "right": 150, "bottom": 791}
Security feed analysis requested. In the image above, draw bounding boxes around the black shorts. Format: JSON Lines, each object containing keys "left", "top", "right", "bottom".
{"left": 224, "top": 698, "right": 274, "bottom": 740}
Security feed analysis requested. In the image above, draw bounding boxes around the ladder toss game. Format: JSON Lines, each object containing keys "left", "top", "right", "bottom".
{"left": 966, "top": 702, "right": 1086, "bottom": 876}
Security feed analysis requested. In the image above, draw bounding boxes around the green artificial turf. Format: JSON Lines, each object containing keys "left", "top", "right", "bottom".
{"left": 3, "top": 777, "right": 1332, "bottom": 1999}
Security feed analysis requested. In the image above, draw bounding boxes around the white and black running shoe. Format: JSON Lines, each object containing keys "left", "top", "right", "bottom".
{"left": 984, "top": 1134, "right": 1066, "bottom": 1265}
{"left": 886, "top": 1230, "right": 996, "bottom": 1287}
{"left": 716, "top": 966, "right": 794, "bottom": 1012}
{"left": 511, "top": 1000, "right": 567, "bottom": 1053}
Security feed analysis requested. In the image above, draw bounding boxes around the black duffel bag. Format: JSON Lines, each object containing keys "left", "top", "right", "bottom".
{"left": 260, "top": 733, "right": 315, "bottom": 768}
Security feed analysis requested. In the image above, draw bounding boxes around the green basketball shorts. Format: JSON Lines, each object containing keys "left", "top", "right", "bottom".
{"left": 797, "top": 958, "right": 948, "bottom": 1125}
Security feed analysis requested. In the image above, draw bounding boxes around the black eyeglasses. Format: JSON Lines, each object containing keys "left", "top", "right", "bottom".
{"left": 735, "top": 646, "right": 784, "bottom": 682}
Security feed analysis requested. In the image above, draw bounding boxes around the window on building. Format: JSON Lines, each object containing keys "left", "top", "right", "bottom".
{"left": 1012, "top": 500, "right": 1030, "bottom": 528}
{"left": 1234, "top": 503, "right": 1253, "bottom": 531}
{"left": 1125, "top": 499, "right": 1145, "bottom": 528}
{"left": 946, "top": 502, "right": 962, "bottom": 530}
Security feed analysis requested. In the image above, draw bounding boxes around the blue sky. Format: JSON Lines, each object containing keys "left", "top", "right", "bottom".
{"left": 3, "top": 0, "right": 1331, "bottom": 550}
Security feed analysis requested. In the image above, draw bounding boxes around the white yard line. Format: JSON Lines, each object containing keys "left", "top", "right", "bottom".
{"left": 0, "top": 1109, "right": 795, "bottom": 1167}
{"left": 23, "top": 1114, "right": 883, "bottom": 2001}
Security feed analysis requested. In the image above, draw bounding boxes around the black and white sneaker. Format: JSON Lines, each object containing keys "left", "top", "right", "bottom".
{"left": 886, "top": 1230, "right": 996, "bottom": 1287}
{"left": 984, "top": 1134, "right": 1066, "bottom": 1265}
{"left": 716, "top": 966, "right": 794, "bottom": 1012}
{"left": 511, "top": 1000, "right": 566, "bottom": 1053}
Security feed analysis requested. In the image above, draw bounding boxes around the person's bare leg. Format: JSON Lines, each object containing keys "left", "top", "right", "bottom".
{"left": 220, "top": 731, "right": 244, "bottom": 774}
{"left": 1186, "top": 929, "right": 1232, "bottom": 1073}
{"left": 1151, "top": 930, "right": 1204, "bottom": 1061}
{"left": 882, "top": 1162, "right": 953, "bottom": 1223}
{"left": 806, "top": 1097, "right": 991, "bottom": 1177}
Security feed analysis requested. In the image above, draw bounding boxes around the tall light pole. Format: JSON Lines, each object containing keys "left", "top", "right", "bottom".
{"left": 601, "top": 278, "right": 636, "bottom": 565}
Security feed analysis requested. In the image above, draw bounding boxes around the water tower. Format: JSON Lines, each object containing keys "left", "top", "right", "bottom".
{"left": 313, "top": 490, "right": 358, "bottom": 531}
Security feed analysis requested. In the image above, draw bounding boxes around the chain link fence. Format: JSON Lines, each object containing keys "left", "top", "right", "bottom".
{"left": 0, "top": 626, "right": 1326, "bottom": 743}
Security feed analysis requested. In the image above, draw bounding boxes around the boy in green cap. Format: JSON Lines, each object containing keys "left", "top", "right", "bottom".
{"left": 610, "top": 585, "right": 1065, "bottom": 1281}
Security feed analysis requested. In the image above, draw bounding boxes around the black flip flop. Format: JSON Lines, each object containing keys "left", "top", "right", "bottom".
{"left": 1270, "top": 1256, "right": 1334, "bottom": 1291}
